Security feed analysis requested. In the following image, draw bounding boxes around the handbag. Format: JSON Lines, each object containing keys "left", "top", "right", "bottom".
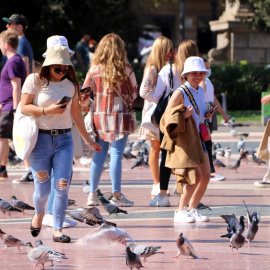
{"left": 141, "top": 102, "right": 159, "bottom": 135}
{"left": 114, "top": 87, "right": 138, "bottom": 132}
{"left": 151, "top": 60, "right": 174, "bottom": 127}
{"left": 181, "top": 85, "right": 210, "bottom": 142}
{"left": 12, "top": 102, "right": 38, "bottom": 160}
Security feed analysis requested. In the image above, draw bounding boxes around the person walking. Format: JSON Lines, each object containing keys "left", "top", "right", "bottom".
{"left": 0, "top": 29, "right": 26, "bottom": 178}
{"left": 81, "top": 33, "right": 138, "bottom": 207}
{"left": 138, "top": 36, "right": 174, "bottom": 201}
{"left": 150, "top": 40, "right": 199, "bottom": 207}
{"left": 21, "top": 45, "right": 101, "bottom": 243}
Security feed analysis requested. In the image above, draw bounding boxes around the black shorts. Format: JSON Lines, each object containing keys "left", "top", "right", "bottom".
{"left": 0, "top": 110, "right": 14, "bottom": 139}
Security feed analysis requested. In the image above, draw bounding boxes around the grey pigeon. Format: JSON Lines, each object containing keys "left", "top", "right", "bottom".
{"left": 0, "top": 229, "right": 25, "bottom": 252}
{"left": 243, "top": 200, "right": 260, "bottom": 247}
{"left": 131, "top": 156, "right": 149, "bottom": 169}
{"left": 123, "top": 145, "right": 136, "bottom": 161}
{"left": 227, "top": 157, "right": 242, "bottom": 172}
{"left": 237, "top": 136, "right": 245, "bottom": 152}
{"left": 220, "top": 214, "right": 245, "bottom": 238}
{"left": 129, "top": 243, "right": 163, "bottom": 262}
{"left": 230, "top": 230, "right": 245, "bottom": 255}
{"left": 252, "top": 153, "right": 267, "bottom": 167}
{"left": 132, "top": 139, "right": 145, "bottom": 151}
{"left": 126, "top": 246, "right": 143, "bottom": 270}
{"left": 0, "top": 197, "right": 22, "bottom": 217}
{"left": 96, "top": 189, "right": 128, "bottom": 216}
{"left": 10, "top": 195, "right": 35, "bottom": 214}
{"left": 26, "top": 242, "right": 62, "bottom": 269}
{"left": 213, "top": 153, "right": 226, "bottom": 168}
{"left": 68, "top": 199, "right": 77, "bottom": 206}
{"left": 34, "top": 239, "right": 68, "bottom": 259}
{"left": 65, "top": 207, "right": 116, "bottom": 227}
{"left": 82, "top": 180, "right": 90, "bottom": 196}
{"left": 76, "top": 223, "right": 135, "bottom": 248}
{"left": 174, "top": 232, "right": 199, "bottom": 259}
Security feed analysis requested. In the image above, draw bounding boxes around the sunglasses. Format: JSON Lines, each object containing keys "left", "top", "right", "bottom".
{"left": 52, "top": 65, "right": 69, "bottom": 75}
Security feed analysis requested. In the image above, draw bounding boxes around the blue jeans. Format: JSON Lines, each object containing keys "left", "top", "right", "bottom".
{"left": 90, "top": 135, "right": 128, "bottom": 193}
{"left": 29, "top": 132, "right": 73, "bottom": 230}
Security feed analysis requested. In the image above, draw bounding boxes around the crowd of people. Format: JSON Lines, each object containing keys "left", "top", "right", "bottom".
{"left": 0, "top": 13, "right": 266, "bottom": 246}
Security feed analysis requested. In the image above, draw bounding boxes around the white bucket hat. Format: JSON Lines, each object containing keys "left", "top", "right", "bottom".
{"left": 42, "top": 35, "right": 74, "bottom": 57}
{"left": 42, "top": 45, "right": 73, "bottom": 67}
{"left": 181, "top": 56, "right": 209, "bottom": 78}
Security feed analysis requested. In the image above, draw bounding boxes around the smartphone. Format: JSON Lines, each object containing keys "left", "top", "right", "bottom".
{"left": 80, "top": 86, "right": 91, "bottom": 93}
{"left": 205, "top": 105, "right": 219, "bottom": 115}
{"left": 57, "top": 96, "right": 72, "bottom": 108}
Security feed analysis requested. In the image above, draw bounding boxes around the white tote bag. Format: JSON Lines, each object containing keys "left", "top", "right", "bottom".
{"left": 13, "top": 102, "right": 38, "bottom": 160}
{"left": 141, "top": 102, "right": 159, "bottom": 134}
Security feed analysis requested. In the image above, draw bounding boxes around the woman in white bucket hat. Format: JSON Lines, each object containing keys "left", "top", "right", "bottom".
{"left": 161, "top": 56, "right": 215, "bottom": 223}
{"left": 20, "top": 45, "right": 101, "bottom": 243}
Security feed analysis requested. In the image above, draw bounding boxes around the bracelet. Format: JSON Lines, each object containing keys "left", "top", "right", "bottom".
{"left": 13, "top": 109, "right": 16, "bottom": 112}
{"left": 43, "top": 107, "right": 46, "bottom": 115}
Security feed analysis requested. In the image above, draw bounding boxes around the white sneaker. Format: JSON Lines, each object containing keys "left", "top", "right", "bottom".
{"left": 210, "top": 173, "right": 226, "bottom": 181}
{"left": 87, "top": 192, "right": 99, "bottom": 206}
{"left": 109, "top": 193, "right": 134, "bottom": 207}
{"left": 42, "top": 214, "right": 70, "bottom": 228}
{"left": 254, "top": 181, "right": 270, "bottom": 188}
{"left": 189, "top": 208, "right": 209, "bottom": 222}
{"left": 174, "top": 209, "right": 196, "bottom": 223}
{"left": 149, "top": 194, "right": 170, "bottom": 207}
{"left": 151, "top": 183, "right": 160, "bottom": 196}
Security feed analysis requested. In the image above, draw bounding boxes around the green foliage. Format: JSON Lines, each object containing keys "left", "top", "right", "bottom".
{"left": 211, "top": 62, "right": 270, "bottom": 110}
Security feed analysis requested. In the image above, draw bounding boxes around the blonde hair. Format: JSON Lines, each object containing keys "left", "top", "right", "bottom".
{"left": 91, "top": 33, "right": 127, "bottom": 89}
{"left": 144, "top": 36, "right": 173, "bottom": 75}
{"left": 0, "top": 29, "right": 18, "bottom": 49}
{"left": 175, "top": 40, "right": 199, "bottom": 83}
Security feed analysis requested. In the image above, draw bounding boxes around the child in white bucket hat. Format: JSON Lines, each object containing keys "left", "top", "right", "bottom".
{"left": 161, "top": 56, "right": 215, "bottom": 224}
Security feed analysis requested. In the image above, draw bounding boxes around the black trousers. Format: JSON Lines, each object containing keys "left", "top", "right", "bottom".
{"left": 204, "top": 138, "right": 215, "bottom": 173}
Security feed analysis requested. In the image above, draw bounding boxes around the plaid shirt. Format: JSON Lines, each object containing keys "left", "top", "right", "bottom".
{"left": 82, "top": 63, "right": 138, "bottom": 142}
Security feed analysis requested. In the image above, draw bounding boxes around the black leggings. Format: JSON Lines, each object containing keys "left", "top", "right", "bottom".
{"left": 204, "top": 138, "right": 215, "bottom": 173}
{"left": 159, "top": 131, "right": 172, "bottom": 191}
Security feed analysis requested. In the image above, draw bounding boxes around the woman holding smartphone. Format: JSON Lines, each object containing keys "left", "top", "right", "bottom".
{"left": 21, "top": 45, "right": 101, "bottom": 243}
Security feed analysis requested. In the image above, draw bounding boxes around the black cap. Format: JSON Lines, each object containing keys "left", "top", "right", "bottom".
{"left": 2, "top": 14, "right": 28, "bottom": 27}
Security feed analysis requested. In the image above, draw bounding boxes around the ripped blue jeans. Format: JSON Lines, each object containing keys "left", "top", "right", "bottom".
{"left": 29, "top": 132, "right": 73, "bottom": 230}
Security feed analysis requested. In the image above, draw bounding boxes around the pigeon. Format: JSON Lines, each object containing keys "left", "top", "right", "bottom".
{"left": 196, "top": 202, "right": 212, "bottom": 211}
{"left": 238, "top": 132, "right": 249, "bottom": 137}
{"left": 213, "top": 153, "right": 226, "bottom": 169}
{"left": 252, "top": 153, "right": 267, "bottom": 167}
{"left": 230, "top": 229, "right": 245, "bottom": 254}
{"left": 0, "top": 229, "right": 25, "bottom": 252}
{"left": 213, "top": 142, "right": 222, "bottom": 150}
{"left": 240, "top": 148, "right": 249, "bottom": 162}
{"left": 227, "top": 157, "right": 243, "bottom": 172}
{"left": 0, "top": 197, "right": 22, "bottom": 218}
{"left": 96, "top": 189, "right": 128, "bottom": 216}
{"left": 68, "top": 199, "right": 77, "bottom": 206}
{"left": 237, "top": 136, "right": 245, "bottom": 152}
{"left": 126, "top": 246, "right": 143, "bottom": 270}
{"left": 82, "top": 180, "right": 90, "bottom": 196}
{"left": 10, "top": 196, "right": 35, "bottom": 214}
{"left": 34, "top": 239, "right": 68, "bottom": 259}
{"left": 131, "top": 156, "right": 149, "bottom": 169}
{"left": 132, "top": 139, "right": 145, "bottom": 151}
{"left": 129, "top": 243, "right": 164, "bottom": 262}
{"left": 230, "top": 128, "right": 238, "bottom": 137}
{"left": 174, "top": 232, "right": 199, "bottom": 259}
{"left": 243, "top": 200, "right": 260, "bottom": 247}
{"left": 64, "top": 207, "right": 117, "bottom": 227}
{"left": 216, "top": 148, "right": 225, "bottom": 157}
{"left": 26, "top": 242, "right": 62, "bottom": 269}
{"left": 123, "top": 145, "right": 136, "bottom": 161}
{"left": 224, "top": 147, "right": 232, "bottom": 158}
{"left": 220, "top": 214, "right": 245, "bottom": 238}
{"left": 76, "top": 223, "right": 135, "bottom": 248}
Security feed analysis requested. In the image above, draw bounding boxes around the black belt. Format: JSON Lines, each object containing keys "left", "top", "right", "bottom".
{"left": 39, "top": 128, "right": 71, "bottom": 135}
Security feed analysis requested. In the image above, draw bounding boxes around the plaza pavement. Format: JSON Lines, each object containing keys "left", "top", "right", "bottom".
{"left": 0, "top": 124, "right": 270, "bottom": 269}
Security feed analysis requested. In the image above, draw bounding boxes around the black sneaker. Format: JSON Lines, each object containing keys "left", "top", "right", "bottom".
{"left": 12, "top": 172, "right": 34, "bottom": 184}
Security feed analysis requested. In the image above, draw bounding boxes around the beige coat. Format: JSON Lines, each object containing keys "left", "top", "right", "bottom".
{"left": 257, "top": 119, "right": 270, "bottom": 162}
{"left": 160, "top": 104, "right": 205, "bottom": 193}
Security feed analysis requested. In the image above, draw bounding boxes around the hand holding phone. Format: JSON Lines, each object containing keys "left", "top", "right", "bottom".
{"left": 57, "top": 96, "right": 72, "bottom": 109}
{"left": 205, "top": 105, "right": 219, "bottom": 116}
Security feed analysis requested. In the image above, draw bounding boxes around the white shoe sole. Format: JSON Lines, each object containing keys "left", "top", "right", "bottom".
{"left": 254, "top": 181, "right": 270, "bottom": 188}
{"left": 174, "top": 218, "right": 196, "bottom": 223}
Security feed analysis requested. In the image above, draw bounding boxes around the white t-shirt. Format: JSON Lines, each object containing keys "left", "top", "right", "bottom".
{"left": 204, "top": 78, "right": 214, "bottom": 103}
{"left": 153, "top": 64, "right": 182, "bottom": 102}
{"left": 22, "top": 73, "right": 77, "bottom": 130}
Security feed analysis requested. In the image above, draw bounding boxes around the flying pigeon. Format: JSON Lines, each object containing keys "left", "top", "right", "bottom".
{"left": 243, "top": 200, "right": 260, "bottom": 247}
{"left": 0, "top": 229, "right": 25, "bottom": 252}
{"left": 174, "top": 232, "right": 199, "bottom": 259}
{"left": 220, "top": 214, "right": 245, "bottom": 238}
{"left": 227, "top": 157, "right": 243, "bottom": 172}
{"left": 0, "top": 197, "right": 22, "bottom": 218}
{"left": 126, "top": 246, "right": 143, "bottom": 270}
{"left": 10, "top": 196, "right": 35, "bottom": 214}
{"left": 76, "top": 223, "right": 135, "bottom": 248}
{"left": 64, "top": 207, "right": 116, "bottom": 227}
{"left": 129, "top": 243, "right": 164, "bottom": 262}
{"left": 230, "top": 229, "right": 245, "bottom": 255}
{"left": 26, "top": 242, "right": 62, "bottom": 269}
{"left": 96, "top": 189, "right": 128, "bottom": 217}
{"left": 34, "top": 239, "right": 68, "bottom": 259}
{"left": 82, "top": 180, "right": 90, "bottom": 196}
{"left": 252, "top": 153, "right": 267, "bottom": 167}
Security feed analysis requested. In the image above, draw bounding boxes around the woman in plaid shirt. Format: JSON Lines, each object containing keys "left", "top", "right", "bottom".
{"left": 82, "top": 33, "right": 138, "bottom": 207}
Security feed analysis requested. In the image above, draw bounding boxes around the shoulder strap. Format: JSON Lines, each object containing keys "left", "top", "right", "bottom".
{"left": 114, "top": 87, "right": 131, "bottom": 112}
{"left": 169, "top": 59, "right": 174, "bottom": 90}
